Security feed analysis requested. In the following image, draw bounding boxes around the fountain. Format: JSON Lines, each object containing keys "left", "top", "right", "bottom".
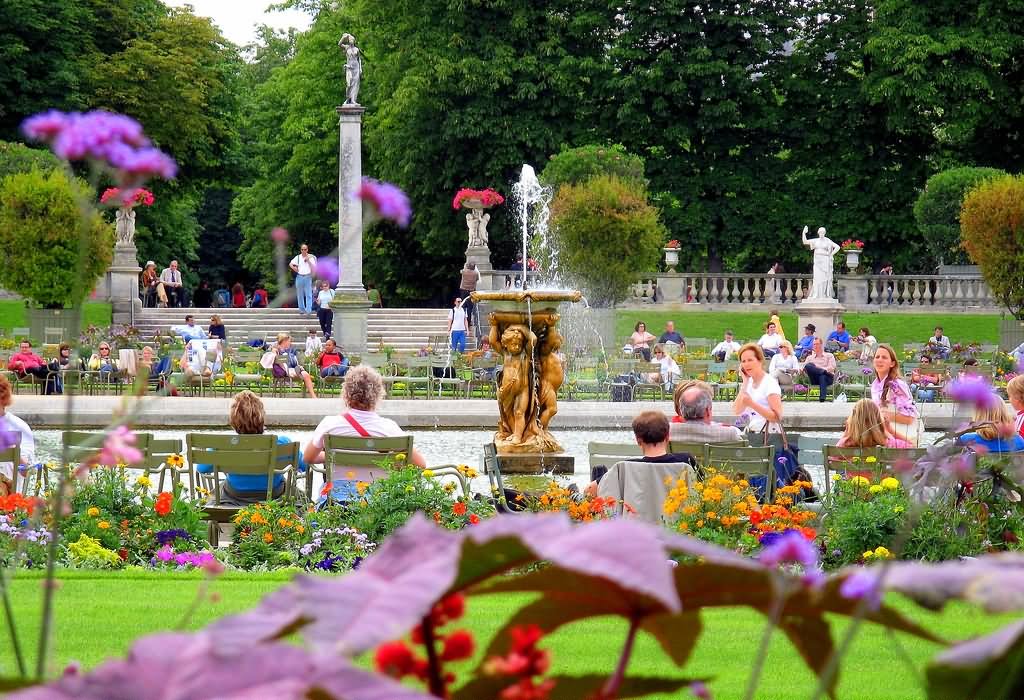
{"left": 470, "top": 165, "right": 580, "bottom": 474}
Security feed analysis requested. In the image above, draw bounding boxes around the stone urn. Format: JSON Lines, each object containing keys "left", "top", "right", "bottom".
{"left": 844, "top": 249, "right": 861, "bottom": 272}
{"left": 663, "top": 247, "right": 680, "bottom": 272}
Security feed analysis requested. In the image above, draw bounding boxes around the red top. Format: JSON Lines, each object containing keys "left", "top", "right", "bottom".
{"left": 318, "top": 351, "right": 343, "bottom": 369}
{"left": 9, "top": 351, "right": 44, "bottom": 372}
{"left": 232, "top": 291, "right": 246, "bottom": 307}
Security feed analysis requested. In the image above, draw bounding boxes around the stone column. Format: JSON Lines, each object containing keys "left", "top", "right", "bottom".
{"left": 331, "top": 104, "right": 371, "bottom": 355}
{"left": 797, "top": 299, "right": 845, "bottom": 343}
{"left": 836, "top": 273, "right": 868, "bottom": 308}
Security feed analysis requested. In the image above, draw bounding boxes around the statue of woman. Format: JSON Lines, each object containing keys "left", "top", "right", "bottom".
{"left": 801, "top": 226, "right": 841, "bottom": 300}
{"left": 115, "top": 207, "right": 136, "bottom": 247}
{"left": 466, "top": 208, "right": 490, "bottom": 247}
{"left": 339, "top": 33, "right": 362, "bottom": 105}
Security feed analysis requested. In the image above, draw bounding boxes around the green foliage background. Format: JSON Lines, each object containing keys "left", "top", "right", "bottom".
{"left": 960, "top": 174, "right": 1024, "bottom": 320}
{"left": 914, "top": 167, "right": 1009, "bottom": 266}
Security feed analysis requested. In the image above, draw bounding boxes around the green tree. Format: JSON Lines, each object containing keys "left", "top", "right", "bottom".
{"left": 913, "top": 167, "right": 1008, "bottom": 267}
{"left": 960, "top": 175, "right": 1024, "bottom": 319}
{"left": 0, "top": 169, "right": 113, "bottom": 307}
{"left": 540, "top": 144, "right": 645, "bottom": 191}
{"left": 0, "top": 140, "right": 60, "bottom": 180}
{"left": 549, "top": 175, "right": 664, "bottom": 306}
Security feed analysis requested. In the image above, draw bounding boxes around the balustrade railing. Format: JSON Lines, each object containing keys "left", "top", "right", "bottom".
{"left": 633, "top": 273, "right": 813, "bottom": 305}
{"left": 862, "top": 275, "right": 996, "bottom": 308}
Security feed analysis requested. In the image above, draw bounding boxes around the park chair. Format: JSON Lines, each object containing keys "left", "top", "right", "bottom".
{"left": 597, "top": 459, "right": 697, "bottom": 524}
{"left": 632, "top": 362, "right": 665, "bottom": 401}
{"left": 62, "top": 430, "right": 153, "bottom": 466}
{"left": 402, "top": 357, "right": 433, "bottom": 398}
{"left": 707, "top": 361, "right": 739, "bottom": 399}
{"left": 0, "top": 435, "right": 20, "bottom": 493}
{"left": 428, "top": 334, "right": 449, "bottom": 354}
{"left": 822, "top": 445, "right": 882, "bottom": 488}
{"left": 704, "top": 444, "right": 776, "bottom": 503}
{"left": 877, "top": 447, "right": 929, "bottom": 476}
{"left": 587, "top": 441, "right": 643, "bottom": 482}
{"left": 303, "top": 433, "right": 414, "bottom": 503}
{"left": 430, "top": 358, "right": 465, "bottom": 398}
{"left": 684, "top": 360, "right": 711, "bottom": 380}
{"left": 43, "top": 327, "right": 64, "bottom": 345}
{"left": 465, "top": 357, "right": 497, "bottom": 398}
{"left": 360, "top": 354, "right": 401, "bottom": 396}
{"left": 136, "top": 435, "right": 194, "bottom": 499}
{"left": 186, "top": 433, "right": 300, "bottom": 545}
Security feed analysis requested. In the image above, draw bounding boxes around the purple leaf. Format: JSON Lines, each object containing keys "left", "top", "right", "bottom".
{"left": 926, "top": 620, "right": 1024, "bottom": 700}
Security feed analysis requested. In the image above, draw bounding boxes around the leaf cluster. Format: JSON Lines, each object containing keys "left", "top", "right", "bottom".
{"left": 960, "top": 174, "right": 1024, "bottom": 319}
{"left": 913, "top": 167, "right": 1008, "bottom": 266}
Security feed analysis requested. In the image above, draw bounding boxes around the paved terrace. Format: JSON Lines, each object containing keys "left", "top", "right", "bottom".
{"left": 15, "top": 396, "right": 967, "bottom": 431}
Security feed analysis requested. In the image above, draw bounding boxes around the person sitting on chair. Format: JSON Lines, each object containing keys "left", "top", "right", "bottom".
{"left": 669, "top": 380, "right": 745, "bottom": 443}
{"left": 196, "top": 390, "right": 306, "bottom": 505}
{"left": 272, "top": 333, "right": 317, "bottom": 398}
{"left": 317, "top": 339, "right": 350, "bottom": 378}
{"left": 585, "top": 411, "right": 695, "bottom": 496}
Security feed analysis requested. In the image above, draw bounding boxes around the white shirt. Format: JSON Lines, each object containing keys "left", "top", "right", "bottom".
{"left": 316, "top": 289, "right": 334, "bottom": 307}
{"left": 0, "top": 413, "right": 35, "bottom": 481}
{"left": 742, "top": 374, "right": 782, "bottom": 433}
{"left": 758, "top": 333, "right": 782, "bottom": 351}
{"left": 308, "top": 409, "right": 407, "bottom": 451}
{"left": 304, "top": 335, "right": 323, "bottom": 358}
{"left": 290, "top": 253, "right": 317, "bottom": 276}
{"left": 448, "top": 306, "right": 467, "bottom": 333}
{"left": 769, "top": 353, "right": 799, "bottom": 375}
{"left": 159, "top": 268, "right": 181, "bottom": 286}
{"left": 711, "top": 340, "right": 741, "bottom": 359}
{"left": 655, "top": 354, "right": 680, "bottom": 379}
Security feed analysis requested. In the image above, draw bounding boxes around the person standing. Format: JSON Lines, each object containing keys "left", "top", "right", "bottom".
{"left": 289, "top": 243, "right": 317, "bottom": 315}
{"left": 448, "top": 297, "right": 468, "bottom": 353}
{"left": 316, "top": 281, "right": 335, "bottom": 338}
{"left": 459, "top": 262, "right": 481, "bottom": 338}
{"left": 160, "top": 260, "right": 184, "bottom": 308}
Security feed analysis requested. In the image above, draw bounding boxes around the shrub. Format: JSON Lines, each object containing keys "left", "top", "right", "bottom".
{"left": 913, "top": 166, "right": 1007, "bottom": 267}
{"left": 549, "top": 174, "right": 665, "bottom": 306}
{"left": 0, "top": 168, "right": 113, "bottom": 308}
{"left": 0, "top": 140, "right": 61, "bottom": 182}
{"left": 960, "top": 174, "right": 1024, "bottom": 319}
{"left": 540, "top": 143, "right": 646, "bottom": 191}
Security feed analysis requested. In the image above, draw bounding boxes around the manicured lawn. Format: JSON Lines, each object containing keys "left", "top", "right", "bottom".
{"left": 4, "top": 569, "right": 1018, "bottom": 698}
{"left": 616, "top": 310, "right": 1001, "bottom": 350}
{"left": 0, "top": 301, "right": 112, "bottom": 334}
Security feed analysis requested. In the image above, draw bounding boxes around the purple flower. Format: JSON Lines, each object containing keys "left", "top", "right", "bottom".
{"left": 839, "top": 570, "right": 882, "bottom": 611}
{"left": 946, "top": 377, "right": 1000, "bottom": 409}
{"left": 759, "top": 530, "right": 824, "bottom": 588}
{"left": 155, "top": 545, "right": 174, "bottom": 563}
{"left": 940, "top": 450, "right": 977, "bottom": 481}
{"left": 355, "top": 178, "right": 411, "bottom": 228}
{"left": 690, "top": 681, "right": 712, "bottom": 699}
{"left": 155, "top": 529, "right": 190, "bottom": 547}
{"left": 317, "top": 257, "right": 340, "bottom": 285}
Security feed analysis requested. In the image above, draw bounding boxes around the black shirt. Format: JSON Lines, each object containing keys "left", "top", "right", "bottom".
{"left": 638, "top": 452, "right": 695, "bottom": 465}
{"left": 209, "top": 324, "right": 226, "bottom": 340}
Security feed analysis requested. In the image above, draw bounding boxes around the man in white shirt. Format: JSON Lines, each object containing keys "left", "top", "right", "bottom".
{"left": 926, "top": 326, "right": 951, "bottom": 360}
{"left": 180, "top": 339, "right": 222, "bottom": 380}
{"left": 173, "top": 314, "right": 208, "bottom": 343}
{"left": 711, "top": 330, "right": 741, "bottom": 362}
{"left": 289, "top": 244, "right": 318, "bottom": 315}
{"left": 159, "top": 260, "right": 184, "bottom": 308}
{"left": 448, "top": 297, "right": 468, "bottom": 353}
{"left": 757, "top": 321, "right": 783, "bottom": 358}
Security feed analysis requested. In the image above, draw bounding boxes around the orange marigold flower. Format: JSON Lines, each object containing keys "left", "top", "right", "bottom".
{"left": 452, "top": 501, "right": 468, "bottom": 516}
{"left": 263, "top": 532, "right": 273, "bottom": 543}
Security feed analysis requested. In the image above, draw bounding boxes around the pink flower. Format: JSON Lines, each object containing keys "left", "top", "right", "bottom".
{"left": 156, "top": 545, "right": 174, "bottom": 562}
{"left": 946, "top": 377, "right": 1000, "bottom": 410}
{"left": 759, "top": 529, "right": 824, "bottom": 588}
{"left": 355, "top": 178, "right": 411, "bottom": 228}
{"left": 95, "top": 425, "right": 144, "bottom": 466}
{"left": 271, "top": 227, "right": 289, "bottom": 243}
{"left": 839, "top": 570, "right": 882, "bottom": 611}
{"left": 200, "top": 555, "right": 225, "bottom": 576}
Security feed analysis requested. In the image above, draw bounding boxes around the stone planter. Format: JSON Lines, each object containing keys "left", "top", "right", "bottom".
{"left": 663, "top": 247, "right": 680, "bottom": 272}
{"left": 844, "top": 249, "right": 861, "bottom": 271}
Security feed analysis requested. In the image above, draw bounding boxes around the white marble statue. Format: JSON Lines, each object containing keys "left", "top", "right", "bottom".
{"left": 115, "top": 207, "right": 136, "bottom": 247}
{"left": 801, "top": 225, "right": 841, "bottom": 300}
{"left": 467, "top": 208, "right": 490, "bottom": 247}
{"left": 339, "top": 33, "right": 362, "bottom": 105}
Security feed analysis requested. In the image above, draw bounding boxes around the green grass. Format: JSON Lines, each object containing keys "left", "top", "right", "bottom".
{"left": 616, "top": 310, "right": 1001, "bottom": 350}
{"left": 4, "top": 569, "right": 1019, "bottom": 698}
{"left": 0, "top": 301, "right": 112, "bottom": 334}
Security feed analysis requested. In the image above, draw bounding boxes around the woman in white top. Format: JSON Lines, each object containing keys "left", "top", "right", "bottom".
{"left": 757, "top": 321, "right": 783, "bottom": 358}
{"left": 0, "top": 375, "right": 35, "bottom": 495}
{"left": 768, "top": 341, "right": 800, "bottom": 386}
{"left": 646, "top": 344, "right": 681, "bottom": 388}
{"left": 733, "top": 343, "right": 783, "bottom": 434}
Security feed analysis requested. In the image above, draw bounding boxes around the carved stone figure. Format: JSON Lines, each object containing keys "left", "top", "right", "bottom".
{"left": 338, "top": 33, "right": 362, "bottom": 105}
{"left": 801, "top": 226, "right": 841, "bottom": 300}
{"left": 466, "top": 207, "right": 490, "bottom": 247}
{"left": 494, "top": 323, "right": 536, "bottom": 445}
{"left": 115, "top": 207, "right": 136, "bottom": 247}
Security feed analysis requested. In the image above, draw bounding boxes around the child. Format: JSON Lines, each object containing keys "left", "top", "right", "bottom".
{"left": 1009, "top": 375, "right": 1024, "bottom": 439}
{"left": 303, "top": 329, "right": 323, "bottom": 358}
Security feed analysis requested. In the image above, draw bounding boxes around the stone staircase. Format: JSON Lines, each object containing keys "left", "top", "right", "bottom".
{"left": 133, "top": 307, "right": 476, "bottom": 353}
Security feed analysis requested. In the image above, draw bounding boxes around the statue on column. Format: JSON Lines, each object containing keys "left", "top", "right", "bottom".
{"left": 466, "top": 207, "right": 490, "bottom": 247}
{"left": 115, "top": 207, "right": 136, "bottom": 247}
{"left": 801, "top": 225, "right": 841, "bottom": 300}
{"left": 339, "top": 33, "right": 362, "bottom": 105}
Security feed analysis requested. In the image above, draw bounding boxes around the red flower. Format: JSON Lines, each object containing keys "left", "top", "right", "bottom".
{"left": 440, "top": 629, "right": 476, "bottom": 661}
{"left": 374, "top": 640, "right": 417, "bottom": 678}
{"left": 499, "top": 678, "right": 556, "bottom": 700}
{"left": 469, "top": 513, "right": 481, "bottom": 525}
{"left": 433, "top": 511, "right": 442, "bottom": 524}
{"left": 452, "top": 501, "right": 467, "bottom": 516}
{"left": 438, "top": 593, "right": 466, "bottom": 623}
{"left": 117, "top": 548, "right": 128, "bottom": 561}
{"left": 154, "top": 492, "right": 172, "bottom": 516}
{"left": 485, "top": 624, "right": 550, "bottom": 678}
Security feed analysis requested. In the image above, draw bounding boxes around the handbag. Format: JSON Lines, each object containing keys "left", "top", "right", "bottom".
{"left": 259, "top": 351, "right": 276, "bottom": 370}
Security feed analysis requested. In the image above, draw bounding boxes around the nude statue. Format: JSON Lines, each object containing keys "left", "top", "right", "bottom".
{"left": 801, "top": 226, "right": 841, "bottom": 300}
{"left": 466, "top": 208, "right": 490, "bottom": 247}
{"left": 534, "top": 315, "right": 564, "bottom": 430}
{"left": 494, "top": 324, "right": 536, "bottom": 444}
{"left": 338, "top": 33, "right": 362, "bottom": 105}
{"left": 115, "top": 207, "right": 136, "bottom": 246}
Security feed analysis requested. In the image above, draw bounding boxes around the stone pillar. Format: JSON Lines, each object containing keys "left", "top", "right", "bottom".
{"left": 796, "top": 299, "right": 845, "bottom": 342}
{"left": 331, "top": 104, "right": 371, "bottom": 355}
{"left": 465, "top": 246, "right": 493, "bottom": 292}
{"left": 837, "top": 274, "right": 868, "bottom": 307}
{"left": 108, "top": 244, "right": 142, "bottom": 326}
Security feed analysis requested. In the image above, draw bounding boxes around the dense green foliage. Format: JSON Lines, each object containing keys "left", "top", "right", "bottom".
{"left": 550, "top": 175, "right": 664, "bottom": 306}
{"left": 0, "top": 140, "right": 60, "bottom": 181}
{"left": 913, "top": 167, "right": 1008, "bottom": 267}
{"left": 0, "top": 169, "right": 113, "bottom": 307}
{"left": 960, "top": 174, "right": 1024, "bottom": 319}
{"left": 540, "top": 144, "right": 646, "bottom": 191}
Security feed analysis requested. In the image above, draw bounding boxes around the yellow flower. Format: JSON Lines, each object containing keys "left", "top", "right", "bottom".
{"left": 98, "top": 521, "right": 111, "bottom": 529}
{"left": 422, "top": 469, "right": 435, "bottom": 478}
{"left": 881, "top": 477, "right": 900, "bottom": 490}
{"left": 894, "top": 506, "right": 904, "bottom": 514}
{"left": 355, "top": 481, "right": 369, "bottom": 495}
{"left": 296, "top": 524, "right": 305, "bottom": 534}
{"left": 863, "top": 550, "right": 875, "bottom": 559}
{"left": 696, "top": 519, "right": 705, "bottom": 528}
{"left": 874, "top": 546, "right": 892, "bottom": 558}
{"left": 851, "top": 456, "right": 861, "bottom": 463}
{"left": 395, "top": 453, "right": 407, "bottom": 462}
{"left": 443, "top": 482, "right": 456, "bottom": 493}
{"left": 677, "top": 522, "right": 689, "bottom": 532}
{"left": 850, "top": 476, "right": 870, "bottom": 487}
{"left": 869, "top": 485, "right": 883, "bottom": 494}
{"left": 865, "top": 456, "right": 877, "bottom": 464}
{"left": 682, "top": 505, "right": 698, "bottom": 516}
{"left": 831, "top": 473, "right": 842, "bottom": 481}
{"left": 405, "top": 485, "right": 415, "bottom": 493}
{"left": 166, "top": 454, "right": 184, "bottom": 469}
{"left": 135, "top": 476, "right": 152, "bottom": 488}
{"left": 278, "top": 518, "right": 291, "bottom": 528}
{"left": 87, "top": 507, "right": 100, "bottom": 517}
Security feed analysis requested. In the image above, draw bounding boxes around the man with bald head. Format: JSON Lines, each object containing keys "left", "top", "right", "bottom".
{"left": 669, "top": 380, "right": 744, "bottom": 443}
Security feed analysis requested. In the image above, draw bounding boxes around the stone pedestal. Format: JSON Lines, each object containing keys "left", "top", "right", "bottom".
{"left": 330, "top": 296, "right": 372, "bottom": 356}
{"left": 108, "top": 244, "right": 142, "bottom": 326}
{"left": 837, "top": 275, "right": 868, "bottom": 306}
{"left": 797, "top": 299, "right": 845, "bottom": 339}
{"left": 336, "top": 105, "right": 367, "bottom": 300}
{"left": 654, "top": 274, "right": 685, "bottom": 303}
{"left": 465, "top": 245, "right": 493, "bottom": 292}
{"left": 496, "top": 454, "right": 574, "bottom": 475}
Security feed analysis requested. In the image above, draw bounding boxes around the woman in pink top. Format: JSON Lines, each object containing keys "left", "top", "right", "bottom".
{"left": 628, "top": 321, "right": 657, "bottom": 361}
{"left": 870, "top": 344, "right": 920, "bottom": 443}
{"left": 836, "top": 399, "right": 912, "bottom": 449}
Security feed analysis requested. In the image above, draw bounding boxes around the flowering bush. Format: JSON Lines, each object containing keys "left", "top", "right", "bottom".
{"left": 100, "top": 187, "right": 154, "bottom": 207}
{"left": 452, "top": 187, "right": 505, "bottom": 209}
{"left": 664, "top": 239, "right": 681, "bottom": 249}
{"left": 0, "top": 503, "right": 50, "bottom": 569}
{"left": 230, "top": 501, "right": 308, "bottom": 569}
{"left": 527, "top": 480, "right": 621, "bottom": 522}
{"left": 67, "top": 533, "right": 123, "bottom": 569}
{"left": 297, "top": 525, "right": 375, "bottom": 572}
{"left": 840, "top": 239, "right": 864, "bottom": 251}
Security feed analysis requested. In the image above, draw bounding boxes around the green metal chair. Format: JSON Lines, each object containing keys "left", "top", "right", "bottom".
{"left": 304, "top": 433, "right": 414, "bottom": 502}
{"left": 62, "top": 430, "right": 153, "bottom": 466}
{"left": 876, "top": 447, "right": 929, "bottom": 475}
{"left": 0, "top": 439, "right": 20, "bottom": 494}
{"left": 704, "top": 444, "right": 776, "bottom": 502}
{"left": 587, "top": 441, "right": 644, "bottom": 479}
{"left": 402, "top": 357, "right": 433, "bottom": 398}
{"left": 136, "top": 435, "right": 194, "bottom": 499}
{"left": 823, "top": 445, "right": 882, "bottom": 490}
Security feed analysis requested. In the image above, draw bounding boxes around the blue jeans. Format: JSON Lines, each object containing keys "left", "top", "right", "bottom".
{"left": 804, "top": 364, "right": 834, "bottom": 402}
{"left": 295, "top": 274, "right": 313, "bottom": 313}
{"left": 320, "top": 362, "right": 349, "bottom": 378}
{"left": 451, "top": 330, "right": 466, "bottom": 353}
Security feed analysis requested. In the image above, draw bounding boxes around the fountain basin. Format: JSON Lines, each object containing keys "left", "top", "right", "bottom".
{"left": 471, "top": 290, "right": 581, "bottom": 311}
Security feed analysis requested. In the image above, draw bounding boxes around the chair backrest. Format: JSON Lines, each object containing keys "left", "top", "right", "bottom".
{"left": 704, "top": 444, "right": 776, "bottom": 501}
{"left": 140, "top": 436, "right": 184, "bottom": 469}
{"left": 823, "top": 445, "right": 882, "bottom": 485}
{"left": 876, "top": 447, "right": 929, "bottom": 472}
{"left": 588, "top": 441, "right": 643, "bottom": 471}
{"left": 62, "top": 430, "right": 153, "bottom": 465}
{"left": 0, "top": 437, "right": 21, "bottom": 493}
{"left": 796, "top": 435, "right": 832, "bottom": 469}
{"left": 324, "top": 433, "right": 414, "bottom": 483}
{"left": 186, "top": 433, "right": 280, "bottom": 502}
{"left": 597, "top": 460, "right": 696, "bottom": 524}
